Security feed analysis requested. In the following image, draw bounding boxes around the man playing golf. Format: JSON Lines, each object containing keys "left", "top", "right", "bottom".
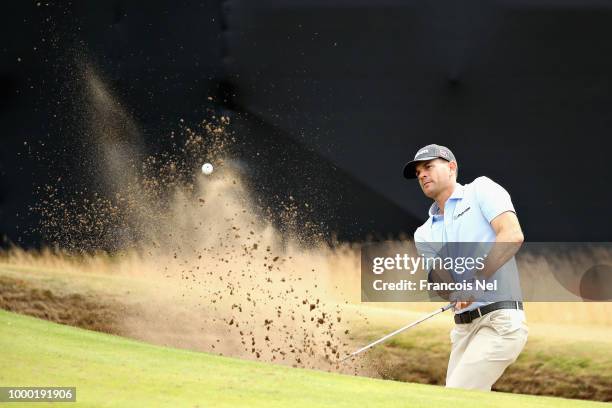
{"left": 403, "top": 144, "right": 528, "bottom": 391}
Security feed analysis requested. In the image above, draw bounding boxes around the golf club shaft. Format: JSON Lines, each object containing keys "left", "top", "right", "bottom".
{"left": 341, "top": 303, "right": 454, "bottom": 362}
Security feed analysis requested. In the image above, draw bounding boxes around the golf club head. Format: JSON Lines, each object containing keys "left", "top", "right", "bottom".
{"left": 339, "top": 354, "right": 354, "bottom": 363}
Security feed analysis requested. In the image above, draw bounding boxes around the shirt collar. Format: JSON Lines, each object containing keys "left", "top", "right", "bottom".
{"left": 427, "top": 183, "right": 464, "bottom": 217}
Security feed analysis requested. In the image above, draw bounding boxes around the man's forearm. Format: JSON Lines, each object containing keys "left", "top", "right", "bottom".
{"left": 427, "top": 228, "right": 523, "bottom": 301}
{"left": 428, "top": 267, "right": 455, "bottom": 300}
{"left": 476, "top": 230, "right": 523, "bottom": 280}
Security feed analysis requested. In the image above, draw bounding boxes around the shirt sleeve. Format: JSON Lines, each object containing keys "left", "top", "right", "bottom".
{"left": 474, "top": 176, "right": 516, "bottom": 223}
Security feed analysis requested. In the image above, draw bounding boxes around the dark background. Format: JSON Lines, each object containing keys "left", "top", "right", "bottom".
{"left": 2, "top": 0, "right": 611, "bottom": 247}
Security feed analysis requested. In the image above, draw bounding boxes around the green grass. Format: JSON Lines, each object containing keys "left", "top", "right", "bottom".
{"left": 0, "top": 310, "right": 608, "bottom": 408}
{"left": 2, "top": 263, "right": 611, "bottom": 403}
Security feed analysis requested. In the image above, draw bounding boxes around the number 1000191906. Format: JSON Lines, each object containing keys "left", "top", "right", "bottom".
{"left": 0, "top": 387, "right": 76, "bottom": 402}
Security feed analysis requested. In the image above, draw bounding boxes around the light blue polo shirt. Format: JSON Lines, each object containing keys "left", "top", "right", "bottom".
{"left": 414, "top": 176, "right": 522, "bottom": 313}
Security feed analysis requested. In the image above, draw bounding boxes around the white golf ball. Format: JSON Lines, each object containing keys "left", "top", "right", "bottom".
{"left": 201, "top": 163, "right": 213, "bottom": 175}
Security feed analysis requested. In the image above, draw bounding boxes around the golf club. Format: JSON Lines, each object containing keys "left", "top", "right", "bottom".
{"left": 340, "top": 302, "right": 455, "bottom": 362}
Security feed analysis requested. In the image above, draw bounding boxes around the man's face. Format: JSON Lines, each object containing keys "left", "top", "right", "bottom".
{"left": 414, "top": 159, "right": 455, "bottom": 198}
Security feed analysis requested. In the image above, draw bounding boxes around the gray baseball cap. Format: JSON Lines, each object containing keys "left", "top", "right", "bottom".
{"left": 403, "top": 144, "right": 456, "bottom": 179}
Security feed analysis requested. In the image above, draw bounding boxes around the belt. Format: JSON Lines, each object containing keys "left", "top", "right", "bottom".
{"left": 454, "top": 301, "right": 523, "bottom": 324}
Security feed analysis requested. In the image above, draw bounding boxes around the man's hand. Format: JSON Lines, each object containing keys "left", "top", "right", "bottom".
{"left": 454, "top": 300, "right": 473, "bottom": 311}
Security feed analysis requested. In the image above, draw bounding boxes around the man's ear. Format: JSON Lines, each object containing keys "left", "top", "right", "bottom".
{"left": 449, "top": 161, "right": 457, "bottom": 178}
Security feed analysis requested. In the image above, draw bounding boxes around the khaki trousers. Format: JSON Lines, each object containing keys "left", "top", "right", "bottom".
{"left": 446, "top": 308, "right": 528, "bottom": 391}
